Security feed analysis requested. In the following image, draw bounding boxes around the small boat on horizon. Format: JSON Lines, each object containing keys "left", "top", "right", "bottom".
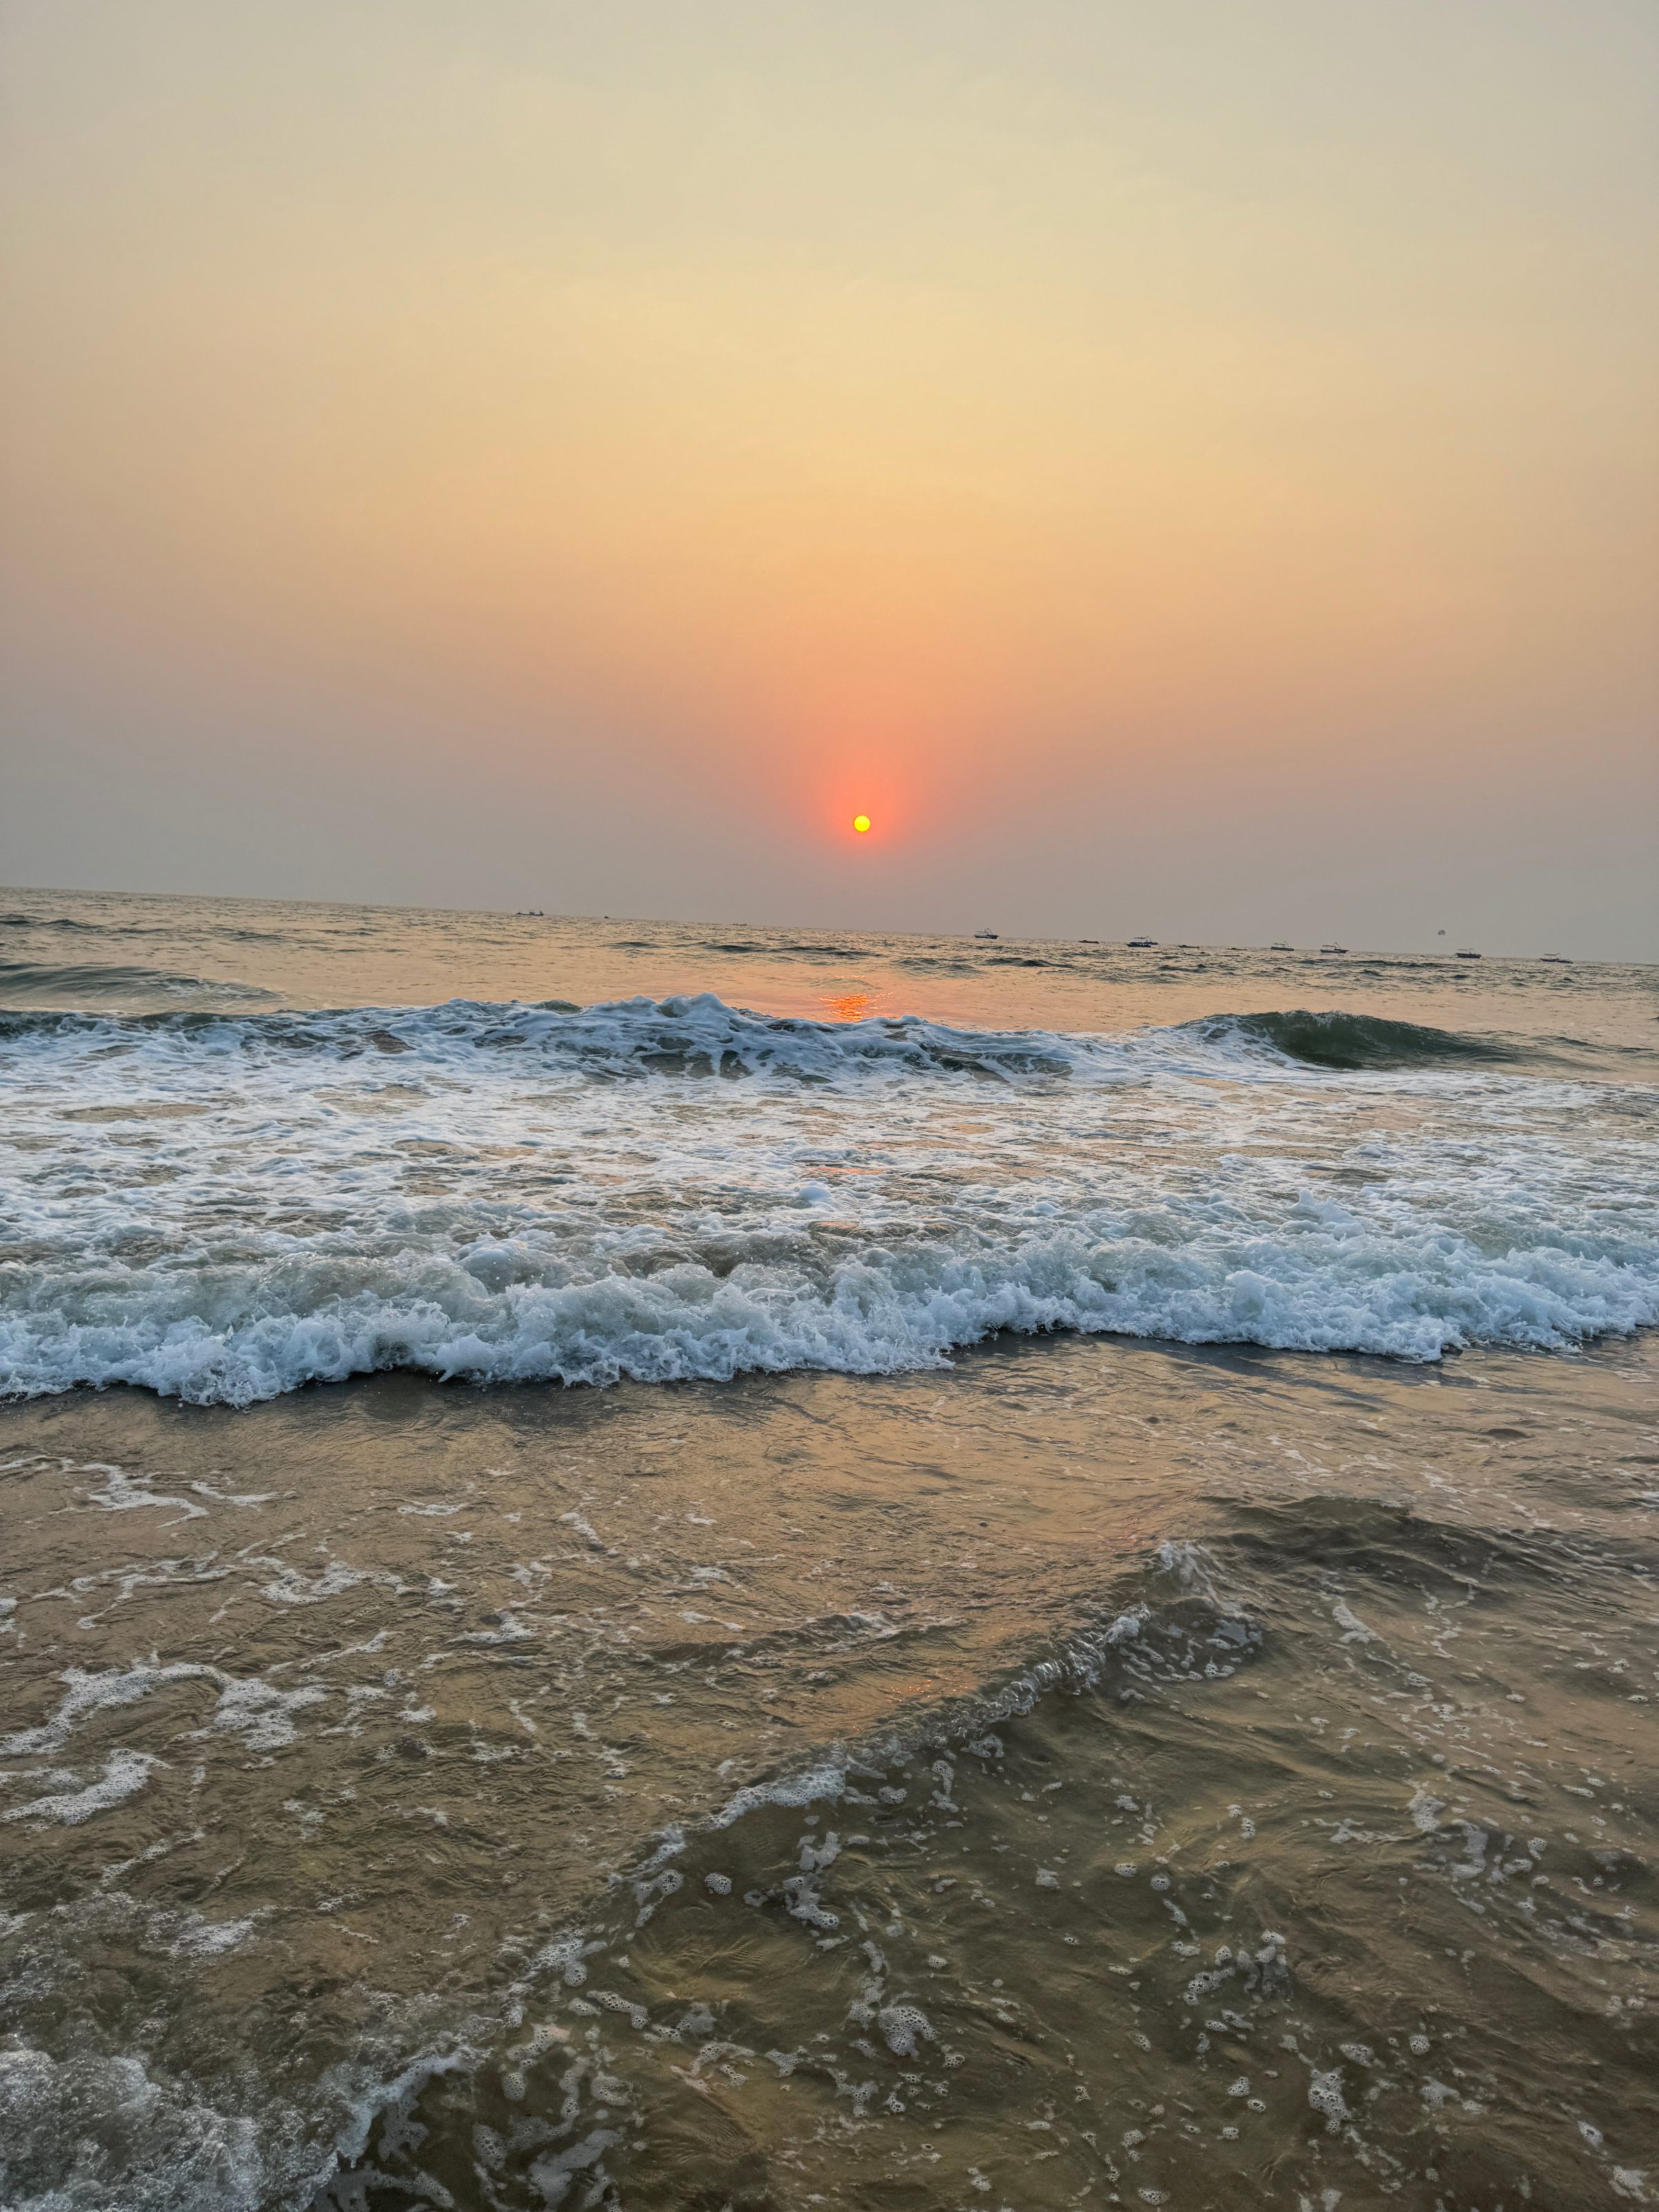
{"left": 1539, "top": 954, "right": 1572, "bottom": 964}
{"left": 1270, "top": 941, "right": 1293, "bottom": 951}
{"left": 1127, "top": 936, "right": 1156, "bottom": 948}
{"left": 1455, "top": 949, "right": 1482, "bottom": 960}
{"left": 973, "top": 929, "right": 998, "bottom": 940}
{"left": 1320, "top": 943, "right": 1347, "bottom": 955}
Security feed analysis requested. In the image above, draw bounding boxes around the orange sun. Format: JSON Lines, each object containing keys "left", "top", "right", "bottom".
{"left": 852, "top": 814, "right": 872, "bottom": 833}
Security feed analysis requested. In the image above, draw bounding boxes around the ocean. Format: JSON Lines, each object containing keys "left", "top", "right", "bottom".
{"left": 1, "top": 888, "right": 1655, "bottom": 2211}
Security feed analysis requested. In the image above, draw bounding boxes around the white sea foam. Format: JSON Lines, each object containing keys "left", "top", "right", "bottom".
{"left": 154, "top": 1911, "right": 261, "bottom": 1960}
{"left": 1, "top": 1662, "right": 220, "bottom": 1758}
{"left": 77, "top": 1462, "right": 208, "bottom": 1517}
{"left": 2, "top": 1660, "right": 330, "bottom": 1766}
{"left": 200, "top": 1678, "right": 328, "bottom": 1752}
{"left": 1, "top": 994, "right": 1653, "bottom": 1403}
{"left": 713, "top": 1760, "right": 850, "bottom": 1828}
{"left": 0, "top": 2044, "right": 270, "bottom": 2212}
{"left": 1, "top": 1750, "right": 157, "bottom": 1825}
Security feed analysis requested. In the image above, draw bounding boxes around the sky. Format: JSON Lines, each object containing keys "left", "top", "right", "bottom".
{"left": 1, "top": 0, "right": 1656, "bottom": 955}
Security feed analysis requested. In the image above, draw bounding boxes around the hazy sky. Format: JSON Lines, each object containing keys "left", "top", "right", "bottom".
{"left": 2, "top": 0, "right": 1656, "bottom": 953}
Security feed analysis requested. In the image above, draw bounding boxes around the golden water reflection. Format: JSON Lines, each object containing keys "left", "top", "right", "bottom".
{"left": 821, "top": 991, "right": 877, "bottom": 1021}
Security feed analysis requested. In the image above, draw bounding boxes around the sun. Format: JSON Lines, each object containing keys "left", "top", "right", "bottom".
{"left": 852, "top": 814, "right": 872, "bottom": 834}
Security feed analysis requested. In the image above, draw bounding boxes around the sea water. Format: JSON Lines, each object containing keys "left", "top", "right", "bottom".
{"left": 1, "top": 890, "right": 1655, "bottom": 2209}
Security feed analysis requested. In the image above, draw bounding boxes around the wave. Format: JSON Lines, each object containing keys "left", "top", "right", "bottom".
{"left": 0, "top": 960, "right": 278, "bottom": 1009}
{"left": 0, "top": 991, "right": 1530, "bottom": 1080}
{"left": 1, "top": 992, "right": 1652, "bottom": 1405}
{"left": 0, "top": 993, "right": 1091, "bottom": 1080}
{"left": 0, "top": 913, "right": 102, "bottom": 932}
{"left": 0, "top": 911, "right": 194, "bottom": 937}
{"left": 684, "top": 937, "right": 870, "bottom": 964}
{"left": 1186, "top": 1008, "right": 1521, "bottom": 1069}
{"left": 3, "top": 1200, "right": 1655, "bottom": 1405}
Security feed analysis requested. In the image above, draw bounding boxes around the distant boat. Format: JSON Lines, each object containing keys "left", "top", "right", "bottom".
{"left": 1127, "top": 936, "right": 1156, "bottom": 948}
{"left": 1539, "top": 954, "right": 1572, "bottom": 964}
{"left": 973, "top": 930, "right": 998, "bottom": 941}
{"left": 1455, "top": 949, "right": 1482, "bottom": 960}
{"left": 1270, "top": 941, "right": 1294, "bottom": 951}
{"left": 1320, "top": 943, "right": 1347, "bottom": 955}
{"left": 1080, "top": 937, "right": 1100, "bottom": 945}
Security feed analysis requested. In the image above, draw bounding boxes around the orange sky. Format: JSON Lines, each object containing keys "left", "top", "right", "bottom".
{"left": 2, "top": 1, "right": 1656, "bottom": 952}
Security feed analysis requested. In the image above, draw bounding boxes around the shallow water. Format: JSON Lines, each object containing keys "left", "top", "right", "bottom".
{"left": 1, "top": 892, "right": 1656, "bottom": 2209}
{"left": 3, "top": 1337, "right": 1657, "bottom": 2210}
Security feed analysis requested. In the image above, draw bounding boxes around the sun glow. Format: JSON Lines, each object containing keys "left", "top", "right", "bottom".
{"left": 852, "top": 814, "right": 872, "bottom": 833}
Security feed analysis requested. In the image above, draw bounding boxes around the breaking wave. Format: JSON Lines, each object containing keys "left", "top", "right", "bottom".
{"left": 0, "top": 993, "right": 1089, "bottom": 1080}
{"left": 4, "top": 1210, "right": 1653, "bottom": 1406}
{"left": 0, "top": 992, "right": 1523, "bottom": 1080}
{"left": 1, "top": 992, "right": 1653, "bottom": 1405}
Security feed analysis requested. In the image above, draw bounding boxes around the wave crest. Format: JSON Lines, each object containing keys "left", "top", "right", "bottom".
{"left": 0, "top": 961, "right": 278, "bottom": 1010}
{"left": 0, "top": 993, "right": 1530, "bottom": 1082}
{"left": 1188, "top": 1009, "right": 1518, "bottom": 1070}
{"left": 0, "top": 993, "right": 1087, "bottom": 1081}
{"left": 3, "top": 1204, "right": 1654, "bottom": 1405}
